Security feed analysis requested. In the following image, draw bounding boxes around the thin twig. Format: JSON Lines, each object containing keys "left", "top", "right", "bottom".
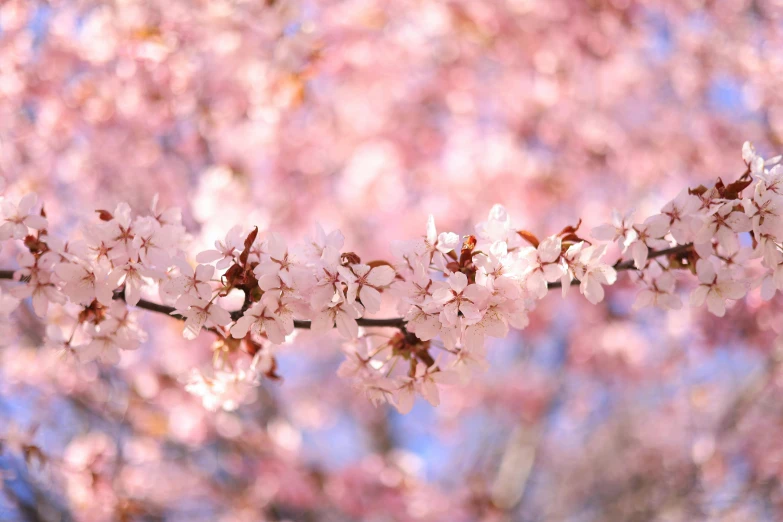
{"left": 549, "top": 242, "right": 693, "bottom": 288}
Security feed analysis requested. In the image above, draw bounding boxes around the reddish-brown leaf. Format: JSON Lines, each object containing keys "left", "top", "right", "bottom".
{"left": 459, "top": 235, "right": 477, "bottom": 267}
{"left": 224, "top": 264, "right": 243, "bottom": 286}
{"left": 688, "top": 185, "right": 709, "bottom": 196}
{"left": 246, "top": 339, "right": 263, "bottom": 357}
{"left": 341, "top": 252, "right": 361, "bottom": 266}
{"left": 24, "top": 235, "right": 48, "bottom": 254}
{"left": 723, "top": 176, "right": 754, "bottom": 200}
{"left": 239, "top": 227, "right": 259, "bottom": 266}
{"left": 95, "top": 209, "right": 114, "bottom": 221}
{"left": 558, "top": 218, "right": 582, "bottom": 236}
{"left": 516, "top": 230, "right": 540, "bottom": 248}
{"left": 265, "top": 357, "right": 282, "bottom": 381}
{"left": 367, "top": 260, "right": 393, "bottom": 269}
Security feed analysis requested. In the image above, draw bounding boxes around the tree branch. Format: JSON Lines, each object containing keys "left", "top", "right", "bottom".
{"left": 541, "top": 242, "right": 693, "bottom": 288}
{"left": 0, "top": 243, "right": 693, "bottom": 331}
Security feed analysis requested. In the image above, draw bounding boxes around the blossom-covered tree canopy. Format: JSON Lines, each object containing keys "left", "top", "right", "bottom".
{"left": 2, "top": 0, "right": 783, "bottom": 521}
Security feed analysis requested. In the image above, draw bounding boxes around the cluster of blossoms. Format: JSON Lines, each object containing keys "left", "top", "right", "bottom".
{"left": 0, "top": 144, "right": 781, "bottom": 413}
{"left": 592, "top": 141, "right": 782, "bottom": 316}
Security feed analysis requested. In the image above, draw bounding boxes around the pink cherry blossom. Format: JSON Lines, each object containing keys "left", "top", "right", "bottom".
{"left": 105, "top": 260, "right": 153, "bottom": 306}
{"left": 296, "top": 223, "right": 345, "bottom": 263}
{"left": 627, "top": 215, "right": 671, "bottom": 269}
{"left": 660, "top": 189, "right": 702, "bottom": 244}
{"left": 0, "top": 193, "right": 47, "bottom": 240}
{"left": 311, "top": 300, "right": 363, "bottom": 340}
{"left": 695, "top": 204, "right": 753, "bottom": 254}
{"left": 463, "top": 306, "right": 509, "bottom": 352}
{"left": 255, "top": 232, "right": 296, "bottom": 278}
{"left": 522, "top": 236, "right": 564, "bottom": 299}
{"left": 230, "top": 302, "right": 289, "bottom": 344}
{"left": 403, "top": 306, "right": 442, "bottom": 341}
{"left": 184, "top": 368, "right": 257, "bottom": 412}
{"left": 162, "top": 260, "right": 215, "bottom": 302}
{"left": 563, "top": 243, "right": 617, "bottom": 304}
{"left": 592, "top": 209, "right": 637, "bottom": 250}
{"left": 338, "top": 263, "right": 396, "bottom": 314}
{"left": 393, "top": 363, "right": 459, "bottom": 413}
{"left": 10, "top": 250, "right": 63, "bottom": 316}
{"left": 431, "top": 271, "right": 489, "bottom": 326}
{"left": 689, "top": 259, "right": 747, "bottom": 317}
{"left": 196, "top": 225, "right": 245, "bottom": 269}
{"left": 422, "top": 215, "right": 460, "bottom": 264}
{"left": 54, "top": 261, "right": 111, "bottom": 306}
{"left": 173, "top": 295, "right": 232, "bottom": 340}
{"left": 633, "top": 269, "right": 682, "bottom": 311}
{"left": 390, "top": 260, "right": 433, "bottom": 307}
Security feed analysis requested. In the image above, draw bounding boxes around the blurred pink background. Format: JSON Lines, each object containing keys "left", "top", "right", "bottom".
{"left": 2, "top": 1, "right": 783, "bottom": 520}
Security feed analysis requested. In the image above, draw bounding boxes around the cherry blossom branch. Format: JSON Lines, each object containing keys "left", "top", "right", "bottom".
{"left": 614, "top": 243, "right": 693, "bottom": 270}
{"left": 0, "top": 242, "right": 693, "bottom": 332}
{"left": 0, "top": 268, "right": 407, "bottom": 330}
{"left": 290, "top": 316, "right": 406, "bottom": 330}
{"left": 0, "top": 144, "right": 777, "bottom": 414}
